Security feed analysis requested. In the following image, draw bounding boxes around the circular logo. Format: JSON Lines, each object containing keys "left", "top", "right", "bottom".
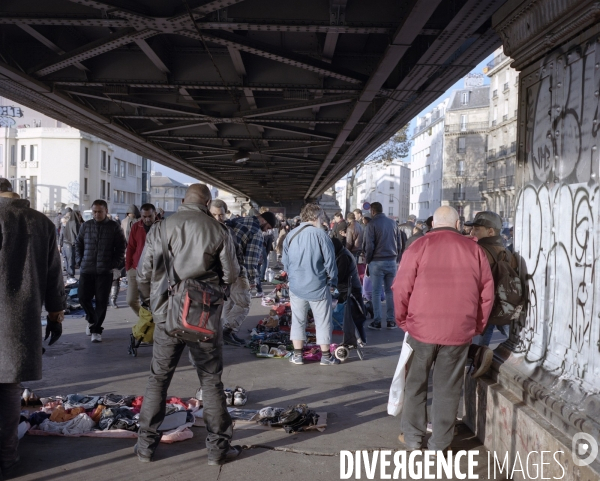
{"left": 362, "top": 202, "right": 370, "bottom": 210}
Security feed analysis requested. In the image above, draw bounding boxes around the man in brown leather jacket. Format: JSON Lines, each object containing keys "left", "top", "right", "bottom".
{"left": 344, "top": 212, "right": 363, "bottom": 259}
{"left": 135, "top": 184, "right": 241, "bottom": 465}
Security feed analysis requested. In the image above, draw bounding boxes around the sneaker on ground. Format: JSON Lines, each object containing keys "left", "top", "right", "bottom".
{"left": 224, "top": 389, "right": 233, "bottom": 406}
{"left": 288, "top": 352, "right": 304, "bottom": 365}
{"left": 367, "top": 321, "right": 381, "bottom": 330}
{"left": 207, "top": 445, "right": 242, "bottom": 466}
{"left": 252, "top": 292, "right": 264, "bottom": 298}
{"left": 91, "top": 333, "right": 102, "bottom": 343}
{"left": 386, "top": 321, "right": 397, "bottom": 329}
{"left": 223, "top": 331, "right": 242, "bottom": 347}
{"left": 85, "top": 324, "right": 93, "bottom": 336}
{"left": 470, "top": 345, "right": 493, "bottom": 378}
{"left": 233, "top": 387, "right": 247, "bottom": 406}
{"left": 320, "top": 354, "right": 340, "bottom": 365}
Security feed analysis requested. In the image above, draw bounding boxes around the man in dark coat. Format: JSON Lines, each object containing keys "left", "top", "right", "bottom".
{"left": 59, "top": 207, "right": 80, "bottom": 281}
{"left": 0, "top": 178, "right": 65, "bottom": 476}
{"left": 76, "top": 199, "right": 126, "bottom": 343}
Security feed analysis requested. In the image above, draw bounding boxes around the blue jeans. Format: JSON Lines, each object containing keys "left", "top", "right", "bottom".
{"left": 481, "top": 323, "right": 507, "bottom": 346}
{"left": 369, "top": 260, "right": 398, "bottom": 324}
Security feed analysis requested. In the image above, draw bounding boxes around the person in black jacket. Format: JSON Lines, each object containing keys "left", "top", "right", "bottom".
{"left": 75, "top": 199, "right": 126, "bottom": 342}
{"left": 0, "top": 179, "right": 65, "bottom": 476}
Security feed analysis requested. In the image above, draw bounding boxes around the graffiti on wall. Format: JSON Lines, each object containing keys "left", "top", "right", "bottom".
{"left": 513, "top": 38, "right": 600, "bottom": 389}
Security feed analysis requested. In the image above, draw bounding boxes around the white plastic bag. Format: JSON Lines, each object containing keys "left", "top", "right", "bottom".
{"left": 387, "top": 335, "right": 413, "bottom": 416}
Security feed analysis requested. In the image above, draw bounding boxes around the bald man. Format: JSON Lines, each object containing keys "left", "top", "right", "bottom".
{"left": 391, "top": 206, "right": 494, "bottom": 453}
{"left": 136, "top": 183, "right": 242, "bottom": 465}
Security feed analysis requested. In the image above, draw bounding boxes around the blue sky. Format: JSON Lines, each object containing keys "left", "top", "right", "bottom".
{"left": 156, "top": 53, "right": 493, "bottom": 184}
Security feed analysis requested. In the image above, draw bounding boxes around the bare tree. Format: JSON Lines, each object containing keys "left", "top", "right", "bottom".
{"left": 345, "top": 125, "right": 411, "bottom": 214}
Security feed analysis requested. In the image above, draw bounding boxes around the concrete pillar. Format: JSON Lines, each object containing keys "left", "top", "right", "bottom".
{"left": 464, "top": 1, "right": 600, "bottom": 479}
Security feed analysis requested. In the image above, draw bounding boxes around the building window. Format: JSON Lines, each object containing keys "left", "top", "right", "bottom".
{"left": 389, "top": 194, "right": 394, "bottom": 203}
{"left": 84, "top": 147, "right": 89, "bottom": 168}
{"left": 107, "top": 182, "right": 111, "bottom": 200}
{"left": 389, "top": 181, "right": 394, "bottom": 190}
{"left": 457, "top": 137, "right": 466, "bottom": 153}
{"left": 460, "top": 115, "right": 467, "bottom": 131}
{"left": 128, "top": 163, "right": 137, "bottom": 177}
{"left": 388, "top": 206, "right": 394, "bottom": 216}
{"left": 101, "top": 180, "right": 106, "bottom": 199}
{"left": 120, "top": 160, "right": 126, "bottom": 178}
{"left": 114, "top": 160, "right": 119, "bottom": 176}
{"left": 10, "top": 145, "right": 16, "bottom": 166}
{"left": 84, "top": 178, "right": 88, "bottom": 195}
{"left": 120, "top": 191, "right": 125, "bottom": 204}
{"left": 461, "top": 92, "right": 469, "bottom": 105}
{"left": 101, "top": 151, "right": 107, "bottom": 171}
{"left": 390, "top": 167, "right": 395, "bottom": 176}
{"left": 155, "top": 188, "right": 159, "bottom": 194}
{"left": 142, "top": 157, "right": 149, "bottom": 171}
{"left": 30, "top": 145, "right": 37, "bottom": 161}
{"left": 108, "top": 155, "right": 111, "bottom": 173}
{"left": 114, "top": 190, "right": 118, "bottom": 203}
{"left": 21, "top": 145, "right": 26, "bottom": 162}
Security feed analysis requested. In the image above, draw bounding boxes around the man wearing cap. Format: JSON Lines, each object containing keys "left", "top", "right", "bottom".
{"left": 392, "top": 206, "right": 494, "bottom": 452}
{"left": 465, "top": 211, "right": 518, "bottom": 347}
{"left": 224, "top": 210, "right": 278, "bottom": 346}
{"left": 0, "top": 179, "right": 65, "bottom": 476}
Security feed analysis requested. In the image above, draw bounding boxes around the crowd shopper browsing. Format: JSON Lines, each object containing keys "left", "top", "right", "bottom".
{"left": 283, "top": 203, "right": 340, "bottom": 366}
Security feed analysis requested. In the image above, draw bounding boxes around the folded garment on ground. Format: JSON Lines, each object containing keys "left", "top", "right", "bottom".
{"left": 49, "top": 406, "right": 85, "bottom": 423}
{"left": 63, "top": 394, "right": 101, "bottom": 410}
{"left": 98, "top": 407, "right": 139, "bottom": 431}
{"left": 102, "top": 393, "right": 136, "bottom": 408}
{"left": 158, "top": 411, "right": 190, "bottom": 432}
{"left": 38, "top": 413, "right": 95, "bottom": 435}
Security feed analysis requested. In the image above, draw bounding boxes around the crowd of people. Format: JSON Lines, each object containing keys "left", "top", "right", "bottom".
{"left": 0, "top": 175, "right": 518, "bottom": 472}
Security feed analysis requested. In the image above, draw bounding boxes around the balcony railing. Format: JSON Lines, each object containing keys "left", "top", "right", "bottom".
{"left": 487, "top": 52, "right": 508, "bottom": 69}
{"left": 498, "top": 145, "right": 508, "bottom": 157}
{"left": 456, "top": 170, "right": 465, "bottom": 176}
{"left": 486, "top": 150, "right": 496, "bottom": 160}
{"left": 453, "top": 192, "right": 466, "bottom": 200}
{"left": 445, "top": 122, "right": 488, "bottom": 133}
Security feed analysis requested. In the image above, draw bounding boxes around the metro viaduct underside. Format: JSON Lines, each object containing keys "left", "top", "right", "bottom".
{"left": 0, "top": 0, "right": 505, "bottom": 208}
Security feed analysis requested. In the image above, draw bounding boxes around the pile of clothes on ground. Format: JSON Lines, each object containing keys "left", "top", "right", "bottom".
{"left": 19, "top": 393, "right": 200, "bottom": 442}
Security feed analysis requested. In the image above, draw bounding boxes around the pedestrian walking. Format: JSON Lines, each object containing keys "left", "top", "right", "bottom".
{"left": 136, "top": 184, "right": 241, "bottom": 465}
{"left": 392, "top": 206, "right": 494, "bottom": 452}
{"left": 121, "top": 204, "right": 140, "bottom": 242}
{"left": 0, "top": 178, "right": 65, "bottom": 477}
{"left": 125, "top": 203, "right": 157, "bottom": 315}
{"left": 344, "top": 212, "right": 363, "bottom": 260}
{"left": 282, "top": 203, "right": 339, "bottom": 366}
{"left": 75, "top": 199, "right": 126, "bottom": 342}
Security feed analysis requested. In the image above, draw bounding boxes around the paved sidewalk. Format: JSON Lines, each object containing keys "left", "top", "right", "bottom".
{"left": 9, "top": 287, "right": 506, "bottom": 481}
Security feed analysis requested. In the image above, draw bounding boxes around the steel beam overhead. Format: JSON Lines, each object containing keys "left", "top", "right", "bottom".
{"left": 0, "top": 0, "right": 504, "bottom": 205}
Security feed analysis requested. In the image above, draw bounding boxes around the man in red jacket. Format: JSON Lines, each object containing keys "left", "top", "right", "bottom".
{"left": 392, "top": 206, "right": 494, "bottom": 453}
{"left": 125, "top": 203, "right": 157, "bottom": 316}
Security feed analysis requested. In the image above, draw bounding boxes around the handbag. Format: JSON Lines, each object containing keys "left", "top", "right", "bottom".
{"left": 387, "top": 334, "right": 414, "bottom": 416}
{"left": 160, "top": 220, "right": 226, "bottom": 343}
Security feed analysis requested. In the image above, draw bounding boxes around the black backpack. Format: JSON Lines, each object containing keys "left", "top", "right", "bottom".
{"left": 481, "top": 245, "right": 525, "bottom": 325}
